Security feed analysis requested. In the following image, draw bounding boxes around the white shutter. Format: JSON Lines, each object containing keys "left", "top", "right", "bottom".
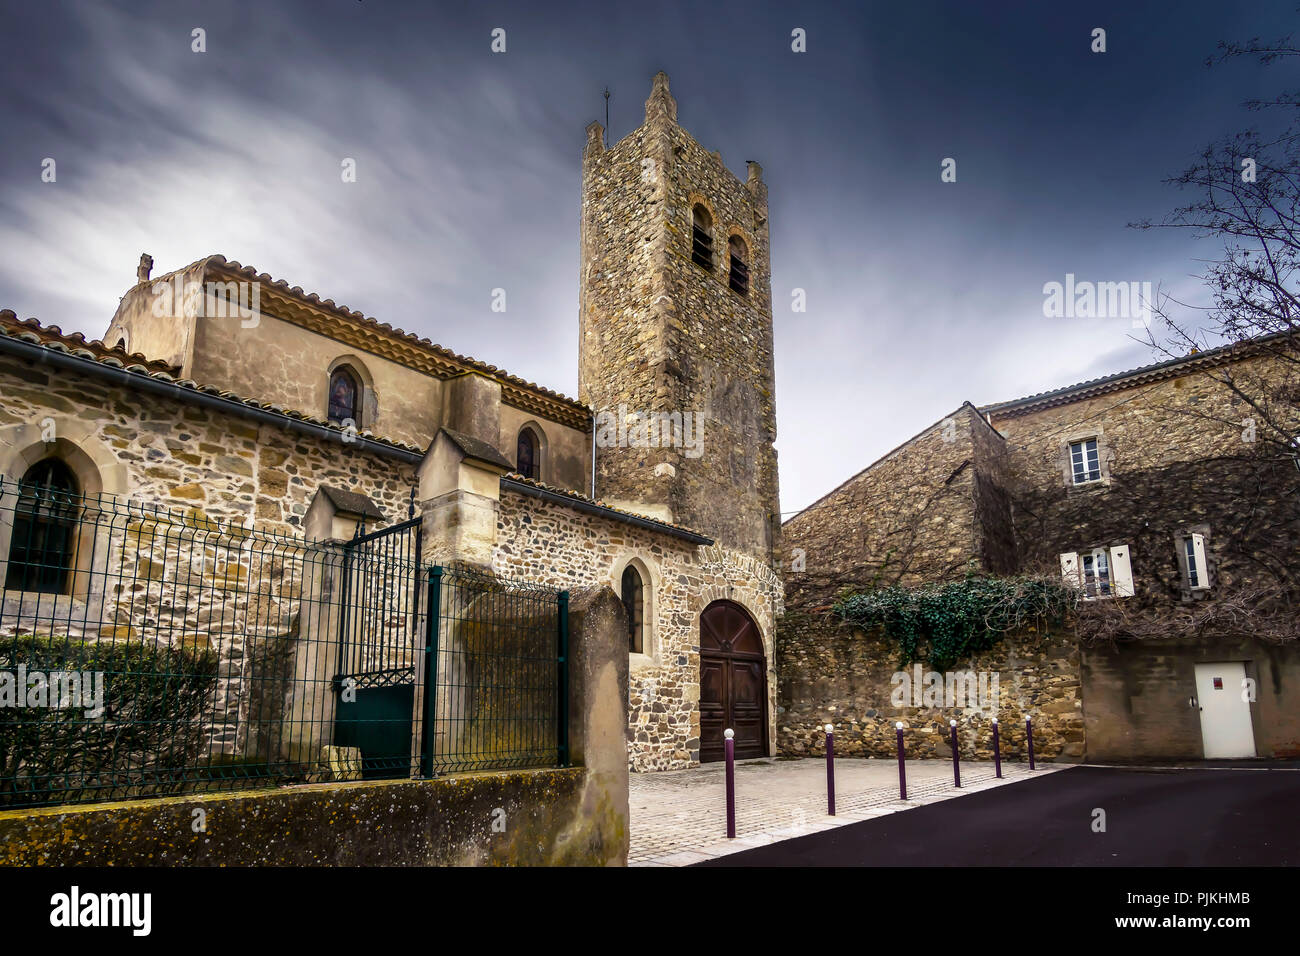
{"left": 1190, "top": 533, "right": 1208, "bottom": 589}
{"left": 1059, "top": 552, "right": 1080, "bottom": 589}
{"left": 1109, "top": 545, "right": 1134, "bottom": 597}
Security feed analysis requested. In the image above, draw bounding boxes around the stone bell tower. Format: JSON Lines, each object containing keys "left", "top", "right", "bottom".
{"left": 578, "top": 72, "right": 779, "bottom": 562}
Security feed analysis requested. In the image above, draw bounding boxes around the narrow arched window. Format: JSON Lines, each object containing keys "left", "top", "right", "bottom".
{"left": 328, "top": 366, "right": 359, "bottom": 423}
{"left": 692, "top": 205, "right": 713, "bottom": 271}
{"left": 517, "top": 427, "right": 539, "bottom": 480}
{"left": 728, "top": 235, "right": 749, "bottom": 296}
{"left": 622, "top": 565, "right": 645, "bottom": 654}
{"left": 6, "top": 458, "right": 79, "bottom": 594}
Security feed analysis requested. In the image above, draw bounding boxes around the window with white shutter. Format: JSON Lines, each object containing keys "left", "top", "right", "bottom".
{"left": 1061, "top": 545, "right": 1133, "bottom": 599}
{"left": 1183, "top": 533, "right": 1209, "bottom": 590}
{"left": 1059, "top": 552, "right": 1080, "bottom": 589}
{"left": 1109, "top": 545, "right": 1134, "bottom": 598}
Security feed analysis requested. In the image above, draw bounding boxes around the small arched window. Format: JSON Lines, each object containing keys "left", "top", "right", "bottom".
{"left": 5, "top": 458, "right": 79, "bottom": 594}
{"left": 692, "top": 205, "right": 714, "bottom": 271}
{"left": 728, "top": 235, "right": 749, "bottom": 296}
{"left": 621, "top": 565, "right": 645, "bottom": 654}
{"left": 328, "top": 366, "right": 360, "bottom": 423}
{"left": 517, "top": 427, "right": 540, "bottom": 480}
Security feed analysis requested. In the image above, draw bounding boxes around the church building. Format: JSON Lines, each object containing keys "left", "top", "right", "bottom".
{"left": 0, "top": 73, "right": 782, "bottom": 772}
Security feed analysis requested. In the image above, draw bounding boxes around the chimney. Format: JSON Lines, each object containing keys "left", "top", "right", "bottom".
{"left": 137, "top": 253, "right": 154, "bottom": 284}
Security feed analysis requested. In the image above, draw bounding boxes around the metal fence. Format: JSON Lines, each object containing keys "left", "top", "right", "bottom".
{"left": 0, "top": 475, "right": 569, "bottom": 809}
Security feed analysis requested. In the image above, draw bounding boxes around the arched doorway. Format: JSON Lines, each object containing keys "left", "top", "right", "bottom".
{"left": 699, "top": 600, "right": 767, "bottom": 762}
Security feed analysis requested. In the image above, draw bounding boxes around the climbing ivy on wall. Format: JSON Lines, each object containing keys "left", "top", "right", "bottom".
{"left": 833, "top": 573, "right": 1076, "bottom": 671}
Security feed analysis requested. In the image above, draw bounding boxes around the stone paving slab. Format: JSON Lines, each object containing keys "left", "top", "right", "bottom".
{"left": 629, "top": 756, "right": 1067, "bottom": 865}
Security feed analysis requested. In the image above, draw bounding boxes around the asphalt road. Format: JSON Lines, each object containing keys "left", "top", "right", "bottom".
{"left": 694, "top": 766, "right": 1300, "bottom": 866}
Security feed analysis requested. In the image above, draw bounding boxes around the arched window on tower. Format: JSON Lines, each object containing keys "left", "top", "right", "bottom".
{"left": 5, "top": 458, "right": 79, "bottom": 594}
{"left": 328, "top": 366, "right": 360, "bottom": 424}
{"left": 621, "top": 564, "right": 645, "bottom": 654}
{"left": 692, "top": 205, "right": 714, "bottom": 271}
{"left": 728, "top": 235, "right": 749, "bottom": 297}
{"left": 516, "top": 427, "right": 540, "bottom": 480}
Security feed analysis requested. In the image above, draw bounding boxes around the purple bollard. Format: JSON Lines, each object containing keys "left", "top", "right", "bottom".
{"left": 992, "top": 717, "right": 1002, "bottom": 778}
{"left": 895, "top": 721, "right": 907, "bottom": 800}
{"left": 825, "top": 723, "right": 836, "bottom": 816}
{"left": 950, "top": 718, "right": 961, "bottom": 787}
{"left": 1026, "top": 716, "right": 1036, "bottom": 771}
{"left": 724, "top": 728, "right": 736, "bottom": 838}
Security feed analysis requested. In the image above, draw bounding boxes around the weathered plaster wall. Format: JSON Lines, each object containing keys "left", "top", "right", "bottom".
{"left": 1081, "top": 637, "right": 1300, "bottom": 760}
{"left": 190, "top": 307, "right": 446, "bottom": 452}
{"left": 497, "top": 402, "right": 589, "bottom": 492}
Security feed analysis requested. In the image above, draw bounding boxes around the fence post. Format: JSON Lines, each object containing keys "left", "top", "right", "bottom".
{"left": 825, "top": 723, "right": 835, "bottom": 816}
{"left": 950, "top": 718, "right": 961, "bottom": 788}
{"left": 557, "top": 590, "right": 570, "bottom": 768}
{"left": 1026, "top": 715, "right": 1035, "bottom": 771}
{"left": 992, "top": 717, "right": 1002, "bottom": 778}
{"left": 420, "top": 565, "right": 443, "bottom": 778}
{"left": 895, "top": 721, "right": 907, "bottom": 800}
{"left": 725, "top": 728, "right": 736, "bottom": 838}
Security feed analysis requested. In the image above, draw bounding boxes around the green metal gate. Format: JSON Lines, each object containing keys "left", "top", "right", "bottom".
{"left": 332, "top": 515, "right": 423, "bottom": 779}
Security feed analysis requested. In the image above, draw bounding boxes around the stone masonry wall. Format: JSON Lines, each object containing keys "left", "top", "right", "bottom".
{"left": 777, "top": 614, "right": 1084, "bottom": 761}
{"left": 494, "top": 487, "right": 781, "bottom": 771}
{"left": 783, "top": 403, "right": 994, "bottom": 610}
{"left": 991, "top": 352, "right": 1299, "bottom": 606}
{"left": 0, "top": 355, "right": 417, "bottom": 534}
{"left": 0, "top": 353, "right": 419, "bottom": 757}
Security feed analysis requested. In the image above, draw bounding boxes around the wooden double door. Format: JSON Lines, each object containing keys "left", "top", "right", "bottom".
{"left": 699, "top": 600, "right": 768, "bottom": 762}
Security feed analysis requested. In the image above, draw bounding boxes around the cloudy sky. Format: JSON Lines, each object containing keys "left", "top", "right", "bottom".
{"left": 0, "top": 0, "right": 1294, "bottom": 515}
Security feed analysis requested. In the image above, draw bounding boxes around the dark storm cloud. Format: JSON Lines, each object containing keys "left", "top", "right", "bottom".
{"left": 0, "top": 0, "right": 1294, "bottom": 514}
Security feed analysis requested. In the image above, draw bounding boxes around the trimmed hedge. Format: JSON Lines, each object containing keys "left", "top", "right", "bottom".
{"left": 0, "top": 634, "right": 219, "bottom": 807}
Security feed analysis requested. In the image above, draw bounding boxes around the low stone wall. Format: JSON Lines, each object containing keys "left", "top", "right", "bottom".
{"left": 0, "top": 583, "right": 630, "bottom": 866}
{"left": 0, "top": 767, "right": 620, "bottom": 866}
{"left": 777, "top": 614, "right": 1084, "bottom": 761}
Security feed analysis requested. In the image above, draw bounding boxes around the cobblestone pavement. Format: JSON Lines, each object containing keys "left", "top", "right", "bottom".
{"left": 628, "top": 756, "right": 1067, "bottom": 866}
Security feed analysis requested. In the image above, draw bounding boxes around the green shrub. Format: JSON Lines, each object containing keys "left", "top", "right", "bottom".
{"left": 833, "top": 574, "right": 1076, "bottom": 671}
{"left": 0, "top": 634, "right": 219, "bottom": 807}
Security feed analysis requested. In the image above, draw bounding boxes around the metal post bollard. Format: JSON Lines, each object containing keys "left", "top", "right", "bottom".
{"left": 825, "top": 723, "right": 835, "bottom": 816}
{"left": 724, "top": 728, "right": 736, "bottom": 838}
{"left": 992, "top": 717, "right": 1002, "bottom": 778}
{"left": 950, "top": 718, "right": 961, "bottom": 788}
{"left": 1026, "top": 716, "right": 1035, "bottom": 771}
{"left": 895, "top": 721, "right": 907, "bottom": 800}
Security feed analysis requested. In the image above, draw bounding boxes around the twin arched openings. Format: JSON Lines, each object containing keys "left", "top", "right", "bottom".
{"left": 691, "top": 203, "right": 749, "bottom": 298}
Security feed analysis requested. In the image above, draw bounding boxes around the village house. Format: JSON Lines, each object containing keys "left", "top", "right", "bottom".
{"left": 780, "top": 337, "right": 1300, "bottom": 762}
{"left": 0, "top": 72, "right": 782, "bottom": 775}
